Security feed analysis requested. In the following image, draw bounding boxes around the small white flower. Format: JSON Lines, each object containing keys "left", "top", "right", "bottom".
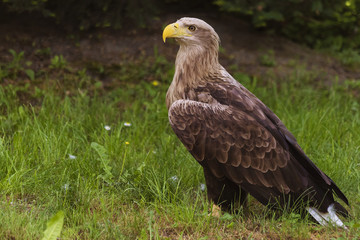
{"left": 124, "top": 122, "right": 132, "bottom": 127}
{"left": 104, "top": 125, "right": 111, "bottom": 131}
{"left": 152, "top": 150, "right": 157, "bottom": 154}
{"left": 170, "top": 175, "right": 178, "bottom": 182}
{"left": 69, "top": 154, "right": 76, "bottom": 159}
{"left": 63, "top": 184, "right": 69, "bottom": 190}
{"left": 200, "top": 183, "right": 206, "bottom": 191}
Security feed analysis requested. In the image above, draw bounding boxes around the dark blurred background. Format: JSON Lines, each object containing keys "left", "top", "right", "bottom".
{"left": 1, "top": 0, "right": 359, "bottom": 50}
{"left": 1, "top": 0, "right": 360, "bottom": 85}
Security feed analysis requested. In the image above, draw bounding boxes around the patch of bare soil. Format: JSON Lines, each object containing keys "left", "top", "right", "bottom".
{"left": 0, "top": 11, "right": 359, "bottom": 83}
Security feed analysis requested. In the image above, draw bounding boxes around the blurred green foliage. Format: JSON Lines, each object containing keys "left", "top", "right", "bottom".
{"left": 2, "top": 0, "right": 360, "bottom": 50}
{"left": 1, "top": 0, "right": 158, "bottom": 29}
{"left": 214, "top": 0, "right": 360, "bottom": 50}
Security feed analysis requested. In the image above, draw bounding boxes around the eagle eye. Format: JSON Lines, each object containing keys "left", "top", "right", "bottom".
{"left": 188, "top": 25, "right": 196, "bottom": 32}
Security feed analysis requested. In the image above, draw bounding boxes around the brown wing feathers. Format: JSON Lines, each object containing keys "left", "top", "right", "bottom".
{"left": 207, "top": 81, "right": 349, "bottom": 203}
{"left": 168, "top": 99, "right": 305, "bottom": 195}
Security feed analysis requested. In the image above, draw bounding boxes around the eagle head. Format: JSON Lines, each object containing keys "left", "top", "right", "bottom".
{"left": 162, "top": 17, "right": 220, "bottom": 48}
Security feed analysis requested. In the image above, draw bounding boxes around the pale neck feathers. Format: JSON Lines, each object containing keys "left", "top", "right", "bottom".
{"left": 166, "top": 34, "right": 221, "bottom": 108}
{"left": 175, "top": 43, "right": 219, "bottom": 84}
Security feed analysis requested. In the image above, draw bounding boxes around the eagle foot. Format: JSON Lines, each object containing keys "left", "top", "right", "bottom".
{"left": 209, "top": 204, "right": 221, "bottom": 217}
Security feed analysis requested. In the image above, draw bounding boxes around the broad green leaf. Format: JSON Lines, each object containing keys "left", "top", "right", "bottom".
{"left": 41, "top": 210, "right": 65, "bottom": 240}
{"left": 25, "top": 69, "right": 35, "bottom": 81}
{"left": 91, "top": 142, "right": 113, "bottom": 182}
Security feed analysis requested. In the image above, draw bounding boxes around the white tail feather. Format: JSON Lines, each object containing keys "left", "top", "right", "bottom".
{"left": 306, "top": 203, "right": 347, "bottom": 229}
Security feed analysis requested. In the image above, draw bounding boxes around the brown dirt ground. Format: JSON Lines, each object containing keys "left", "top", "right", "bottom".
{"left": 0, "top": 11, "right": 359, "bottom": 83}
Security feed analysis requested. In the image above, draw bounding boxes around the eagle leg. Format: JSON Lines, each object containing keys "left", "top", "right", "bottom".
{"left": 203, "top": 166, "right": 248, "bottom": 213}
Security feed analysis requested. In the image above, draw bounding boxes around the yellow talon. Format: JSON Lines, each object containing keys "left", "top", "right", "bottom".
{"left": 209, "top": 204, "right": 221, "bottom": 217}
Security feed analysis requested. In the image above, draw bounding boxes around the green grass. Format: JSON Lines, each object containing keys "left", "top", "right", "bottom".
{"left": 0, "top": 54, "right": 360, "bottom": 239}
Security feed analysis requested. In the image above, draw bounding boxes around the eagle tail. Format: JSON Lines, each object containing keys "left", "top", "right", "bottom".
{"left": 306, "top": 203, "right": 347, "bottom": 229}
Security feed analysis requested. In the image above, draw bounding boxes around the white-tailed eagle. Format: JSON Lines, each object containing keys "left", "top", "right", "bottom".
{"left": 162, "top": 17, "right": 349, "bottom": 227}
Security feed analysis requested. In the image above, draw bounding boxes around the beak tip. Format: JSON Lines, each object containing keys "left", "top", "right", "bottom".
{"left": 162, "top": 23, "right": 175, "bottom": 44}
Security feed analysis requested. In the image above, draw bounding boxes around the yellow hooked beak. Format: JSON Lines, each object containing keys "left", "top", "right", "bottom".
{"left": 162, "top": 22, "right": 192, "bottom": 43}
